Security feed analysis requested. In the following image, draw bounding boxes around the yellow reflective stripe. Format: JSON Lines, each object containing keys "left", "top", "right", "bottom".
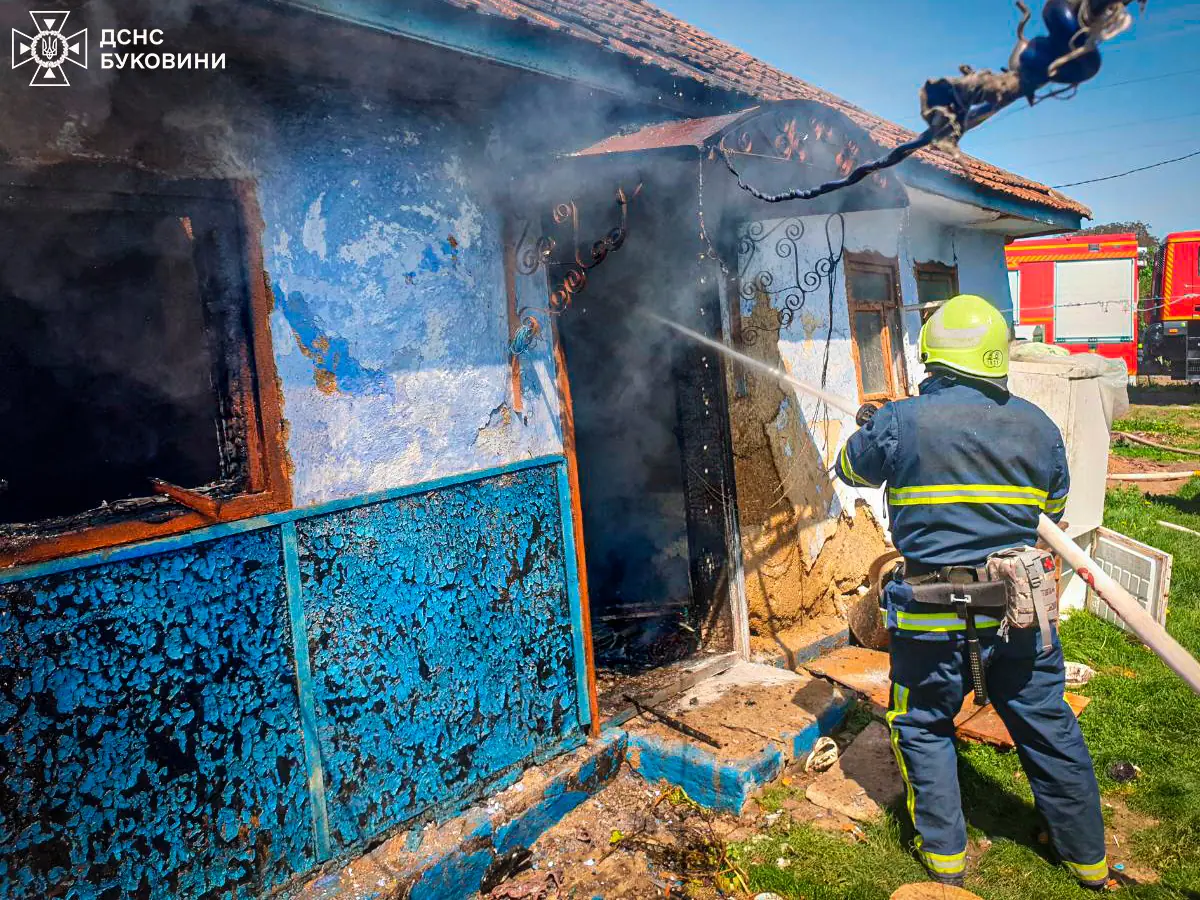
{"left": 1045, "top": 495, "right": 1068, "bottom": 513}
{"left": 886, "top": 684, "right": 917, "bottom": 834}
{"left": 923, "top": 849, "right": 968, "bottom": 863}
{"left": 921, "top": 849, "right": 967, "bottom": 874}
{"left": 890, "top": 483, "right": 1048, "bottom": 498}
{"left": 888, "top": 483, "right": 1049, "bottom": 508}
{"left": 839, "top": 444, "right": 874, "bottom": 487}
{"left": 890, "top": 494, "right": 1046, "bottom": 508}
{"left": 1064, "top": 858, "right": 1109, "bottom": 882}
{"left": 896, "top": 612, "right": 1002, "bottom": 632}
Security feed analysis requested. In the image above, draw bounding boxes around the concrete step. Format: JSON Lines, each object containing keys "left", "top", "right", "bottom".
{"left": 622, "top": 662, "right": 853, "bottom": 813}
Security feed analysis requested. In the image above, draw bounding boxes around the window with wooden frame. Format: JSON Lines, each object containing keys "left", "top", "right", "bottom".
{"left": 0, "top": 166, "right": 290, "bottom": 566}
{"left": 914, "top": 260, "right": 960, "bottom": 324}
{"left": 844, "top": 251, "right": 908, "bottom": 402}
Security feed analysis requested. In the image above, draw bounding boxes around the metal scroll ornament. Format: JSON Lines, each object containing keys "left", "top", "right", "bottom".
{"left": 510, "top": 185, "right": 642, "bottom": 355}
{"left": 736, "top": 213, "right": 846, "bottom": 347}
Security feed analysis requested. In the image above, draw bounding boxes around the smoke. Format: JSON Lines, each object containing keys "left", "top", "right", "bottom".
{"left": 646, "top": 313, "right": 860, "bottom": 417}
{"left": 0, "top": 0, "right": 902, "bottom": 661}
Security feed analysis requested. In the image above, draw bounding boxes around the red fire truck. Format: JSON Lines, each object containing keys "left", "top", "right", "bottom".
{"left": 1005, "top": 233, "right": 1140, "bottom": 375}
{"left": 1141, "top": 231, "right": 1200, "bottom": 381}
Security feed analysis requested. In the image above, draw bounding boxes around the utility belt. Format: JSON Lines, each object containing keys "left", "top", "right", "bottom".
{"left": 899, "top": 563, "right": 1009, "bottom": 610}
{"left": 897, "top": 550, "right": 1059, "bottom": 639}
{"left": 895, "top": 548, "right": 1060, "bottom": 705}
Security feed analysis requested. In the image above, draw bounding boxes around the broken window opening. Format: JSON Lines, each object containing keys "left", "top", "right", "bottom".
{"left": 0, "top": 167, "right": 289, "bottom": 565}
{"left": 914, "top": 259, "right": 960, "bottom": 324}
{"left": 845, "top": 251, "right": 907, "bottom": 401}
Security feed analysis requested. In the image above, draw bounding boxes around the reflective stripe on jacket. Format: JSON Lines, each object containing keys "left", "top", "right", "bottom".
{"left": 834, "top": 374, "right": 1069, "bottom": 568}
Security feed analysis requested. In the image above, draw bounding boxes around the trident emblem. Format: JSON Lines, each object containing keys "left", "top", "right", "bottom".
{"left": 12, "top": 11, "right": 87, "bottom": 86}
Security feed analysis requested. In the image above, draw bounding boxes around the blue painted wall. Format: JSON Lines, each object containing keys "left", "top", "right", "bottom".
{"left": 256, "top": 95, "right": 563, "bottom": 508}
{"left": 296, "top": 467, "right": 581, "bottom": 850}
{"left": 0, "top": 531, "right": 314, "bottom": 900}
{"left": 0, "top": 461, "right": 584, "bottom": 899}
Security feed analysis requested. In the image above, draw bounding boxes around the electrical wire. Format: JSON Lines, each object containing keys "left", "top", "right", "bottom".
{"left": 1051, "top": 148, "right": 1200, "bottom": 187}
{"left": 984, "top": 109, "right": 1200, "bottom": 145}
{"left": 972, "top": 295, "right": 1200, "bottom": 319}
{"left": 1089, "top": 65, "right": 1200, "bottom": 89}
{"left": 1035, "top": 135, "right": 1199, "bottom": 167}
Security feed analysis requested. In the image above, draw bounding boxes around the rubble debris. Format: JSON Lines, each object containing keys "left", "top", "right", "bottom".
{"left": 803, "top": 646, "right": 893, "bottom": 714}
{"left": 804, "top": 736, "right": 840, "bottom": 773}
{"left": 1108, "top": 761, "right": 1140, "bottom": 784}
{"left": 625, "top": 694, "right": 724, "bottom": 749}
{"left": 805, "top": 723, "right": 903, "bottom": 822}
{"left": 956, "top": 693, "right": 1091, "bottom": 749}
{"left": 479, "top": 847, "right": 534, "bottom": 894}
{"left": 1066, "top": 661, "right": 1097, "bottom": 687}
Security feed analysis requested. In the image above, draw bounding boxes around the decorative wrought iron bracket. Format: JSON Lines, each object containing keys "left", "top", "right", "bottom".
{"left": 508, "top": 184, "right": 642, "bottom": 355}
{"left": 735, "top": 212, "right": 845, "bottom": 347}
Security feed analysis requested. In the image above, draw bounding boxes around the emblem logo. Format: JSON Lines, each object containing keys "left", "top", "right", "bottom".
{"left": 12, "top": 11, "right": 87, "bottom": 86}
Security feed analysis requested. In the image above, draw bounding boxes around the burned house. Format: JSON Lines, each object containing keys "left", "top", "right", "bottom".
{"left": 0, "top": 2, "right": 1089, "bottom": 898}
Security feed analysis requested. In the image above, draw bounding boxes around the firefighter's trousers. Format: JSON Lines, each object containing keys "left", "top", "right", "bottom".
{"left": 885, "top": 602, "right": 1108, "bottom": 885}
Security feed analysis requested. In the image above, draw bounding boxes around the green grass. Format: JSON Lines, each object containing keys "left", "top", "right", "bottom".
{"left": 729, "top": 479, "right": 1200, "bottom": 899}
{"left": 1113, "top": 415, "right": 1192, "bottom": 439}
{"left": 1110, "top": 442, "right": 1196, "bottom": 464}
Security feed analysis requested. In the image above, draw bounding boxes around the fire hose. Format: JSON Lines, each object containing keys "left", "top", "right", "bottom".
{"left": 722, "top": 0, "right": 1147, "bottom": 205}
{"left": 652, "top": 315, "right": 1200, "bottom": 696}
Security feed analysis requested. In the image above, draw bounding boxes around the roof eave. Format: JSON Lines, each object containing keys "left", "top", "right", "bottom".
{"left": 899, "top": 160, "right": 1086, "bottom": 233}
{"left": 265, "top": 0, "right": 1090, "bottom": 228}
{"left": 264, "top": 0, "right": 721, "bottom": 113}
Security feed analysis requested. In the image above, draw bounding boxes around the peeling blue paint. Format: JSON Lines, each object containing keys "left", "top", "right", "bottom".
{"left": 627, "top": 734, "right": 785, "bottom": 814}
{"left": 258, "top": 99, "right": 562, "bottom": 507}
{"left": 276, "top": 289, "right": 389, "bottom": 395}
{"left": 625, "top": 689, "right": 854, "bottom": 814}
{"left": 0, "top": 462, "right": 584, "bottom": 899}
{"left": 297, "top": 465, "right": 580, "bottom": 851}
{"left": 0, "top": 532, "right": 315, "bottom": 900}
{"left": 409, "top": 849, "right": 494, "bottom": 900}
{"left": 293, "top": 732, "right": 627, "bottom": 900}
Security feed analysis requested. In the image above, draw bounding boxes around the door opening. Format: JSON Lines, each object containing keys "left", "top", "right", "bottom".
{"left": 553, "top": 192, "right": 741, "bottom": 714}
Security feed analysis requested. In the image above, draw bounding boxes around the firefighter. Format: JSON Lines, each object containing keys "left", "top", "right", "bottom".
{"left": 835, "top": 294, "right": 1109, "bottom": 890}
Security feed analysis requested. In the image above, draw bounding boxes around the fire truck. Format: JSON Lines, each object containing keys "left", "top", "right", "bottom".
{"left": 1005, "top": 233, "right": 1140, "bottom": 375}
{"left": 1141, "top": 232, "right": 1200, "bottom": 382}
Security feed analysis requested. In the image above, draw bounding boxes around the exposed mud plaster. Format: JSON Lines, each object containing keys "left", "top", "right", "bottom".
{"left": 727, "top": 287, "right": 851, "bottom": 647}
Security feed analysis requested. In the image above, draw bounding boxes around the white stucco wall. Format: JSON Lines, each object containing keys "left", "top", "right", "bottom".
{"left": 735, "top": 206, "right": 1011, "bottom": 562}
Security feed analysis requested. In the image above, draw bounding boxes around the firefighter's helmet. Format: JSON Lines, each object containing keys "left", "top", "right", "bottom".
{"left": 919, "top": 294, "right": 1010, "bottom": 379}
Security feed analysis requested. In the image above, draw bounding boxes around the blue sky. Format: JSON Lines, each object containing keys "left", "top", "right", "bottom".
{"left": 652, "top": 0, "right": 1200, "bottom": 237}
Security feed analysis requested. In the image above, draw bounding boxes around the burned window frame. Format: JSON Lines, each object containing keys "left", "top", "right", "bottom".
{"left": 0, "top": 165, "right": 290, "bottom": 566}
{"left": 844, "top": 250, "right": 908, "bottom": 403}
{"left": 913, "top": 259, "right": 960, "bottom": 324}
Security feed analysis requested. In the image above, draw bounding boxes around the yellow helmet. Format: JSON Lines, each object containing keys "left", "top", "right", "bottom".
{"left": 919, "top": 294, "right": 1010, "bottom": 379}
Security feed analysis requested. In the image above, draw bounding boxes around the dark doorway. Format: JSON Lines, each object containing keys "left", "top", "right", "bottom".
{"left": 555, "top": 188, "right": 740, "bottom": 694}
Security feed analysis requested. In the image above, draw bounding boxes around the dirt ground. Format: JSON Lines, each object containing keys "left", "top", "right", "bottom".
{"left": 483, "top": 743, "right": 862, "bottom": 900}
{"left": 482, "top": 722, "right": 1160, "bottom": 900}
{"left": 1106, "top": 454, "right": 1198, "bottom": 495}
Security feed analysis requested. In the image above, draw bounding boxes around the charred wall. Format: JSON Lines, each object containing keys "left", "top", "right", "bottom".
{"left": 0, "top": 14, "right": 599, "bottom": 894}
{"left": 0, "top": 461, "right": 583, "bottom": 900}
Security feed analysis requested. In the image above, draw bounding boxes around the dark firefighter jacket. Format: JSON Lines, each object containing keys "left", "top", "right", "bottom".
{"left": 835, "top": 374, "right": 1069, "bottom": 568}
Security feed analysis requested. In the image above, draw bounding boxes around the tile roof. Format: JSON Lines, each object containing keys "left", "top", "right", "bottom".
{"left": 441, "top": 0, "right": 1091, "bottom": 218}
